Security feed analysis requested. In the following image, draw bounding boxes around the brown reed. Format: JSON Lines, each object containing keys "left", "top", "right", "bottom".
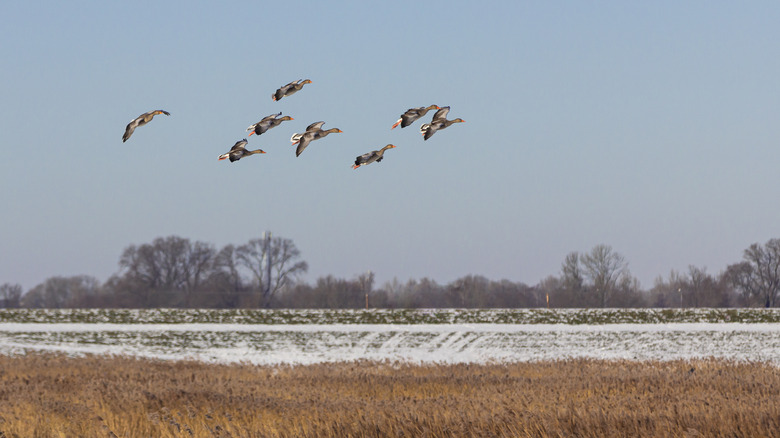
{"left": 0, "top": 353, "right": 778, "bottom": 437}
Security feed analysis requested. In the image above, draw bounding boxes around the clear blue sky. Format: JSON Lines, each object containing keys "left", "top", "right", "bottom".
{"left": 2, "top": 1, "right": 780, "bottom": 291}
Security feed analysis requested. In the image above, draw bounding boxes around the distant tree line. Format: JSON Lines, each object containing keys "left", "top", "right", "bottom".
{"left": 3, "top": 235, "right": 780, "bottom": 309}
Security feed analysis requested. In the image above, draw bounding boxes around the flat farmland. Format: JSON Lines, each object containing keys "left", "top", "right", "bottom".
{"left": 1, "top": 309, "right": 779, "bottom": 437}
{"left": 0, "top": 309, "right": 779, "bottom": 364}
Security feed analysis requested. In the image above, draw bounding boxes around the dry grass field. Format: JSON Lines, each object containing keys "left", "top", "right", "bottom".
{"left": 0, "top": 353, "right": 778, "bottom": 437}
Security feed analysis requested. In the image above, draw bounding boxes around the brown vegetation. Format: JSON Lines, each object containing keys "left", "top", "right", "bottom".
{"left": 0, "top": 354, "right": 778, "bottom": 437}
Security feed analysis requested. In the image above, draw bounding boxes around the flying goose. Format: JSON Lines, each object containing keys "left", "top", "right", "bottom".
{"left": 122, "top": 110, "right": 170, "bottom": 142}
{"left": 290, "top": 121, "right": 327, "bottom": 144}
{"left": 294, "top": 123, "right": 342, "bottom": 157}
{"left": 272, "top": 79, "right": 312, "bottom": 101}
{"left": 353, "top": 144, "right": 396, "bottom": 169}
{"left": 247, "top": 112, "right": 294, "bottom": 136}
{"left": 391, "top": 105, "right": 439, "bottom": 129}
{"left": 419, "top": 106, "right": 465, "bottom": 140}
{"left": 218, "top": 139, "right": 266, "bottom": 162}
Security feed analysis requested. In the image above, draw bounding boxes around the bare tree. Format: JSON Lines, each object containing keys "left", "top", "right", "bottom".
{"left": 485, "top": 278, "right": 536, "bottom": 308}
{"left": 21, "top": 276, "right": 100, "bottom": 308}
{"left": 181, "top": 241, "right": 216, "bottom": 307}
{"left": 321, "top": 275, "right": 365, "bottom": 308}
{"left": 357, "top": 271, "right": 375, "bottom": 309}
{"left": 726, "top": 238, "right": 780, "bottom": 307}
{"left": 562, "top": 252, "right": 584, "bottom": 291}
{"left": 560, "top": 252, "right": 588, "bottom": 306}
{"left": 0, "top": 283, "right": 23, "bottom": 308}
{"left": 381, "top": 277, "right": 404, "bottom": 298}
{"left": 684, "top": 265, "right": 710, "bottom": 308}
{"left": 650, "top": 267, "right": 734, "bottom": 309}
{"left": 386, "top": 277, "right": 443, "bottom": 308}
{"left": 117, "top": 236, "right": 215, "bottom": 307}
{"left": 648, "top": 270, "right": 685, "bottom": 308}
{"left": 580, "top": 244, "right": 631, "bottom": 308}
{"left": 206, "top": 244, "right": 248, "bottom": 308}
{"left": 725, "top": 262, "right": 756, "bottom": 306}
{"left": 446, "top": 275, "right": 490, "bottom": 308}
{"left": 236, "top": 232, "right": 308, "bottom": 308}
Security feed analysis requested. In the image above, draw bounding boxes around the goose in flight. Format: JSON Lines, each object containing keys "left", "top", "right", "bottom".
{"left": 122, "top": 110, "right": 170, "bottom": 142}
{"left": 352, "top": 144, "right": 396, "bottom": 169}
{"left": 290, "top": 121, "right": 327, "bottom": 145}
{"left": 247, "top": 112, "right": 294, "bottom": 136}
{"left": 218, "top": 139, "right": 266, "bottom": 162}
{"left": 391, "top": 105, "right": 439, "bottom": 129}
{"left": 272, "top": 79, "right": 312, "bottom": 101}
{"left": 293, "top": 123, "right": 342, "bottom": 157}
{"left": 419, "top": 106, "right": 465, "bottom": 140}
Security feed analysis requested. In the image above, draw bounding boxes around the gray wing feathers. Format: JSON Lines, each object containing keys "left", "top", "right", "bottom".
{"left": 431, "top": 106, "right": 450, "bottom": 123}
{"left": 306, "top": 121, "right": 326, "bottom": 132}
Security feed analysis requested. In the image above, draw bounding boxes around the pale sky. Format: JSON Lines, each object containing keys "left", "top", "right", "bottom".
{"left": 2, "top": 1, "right": 779, "bottom": 291}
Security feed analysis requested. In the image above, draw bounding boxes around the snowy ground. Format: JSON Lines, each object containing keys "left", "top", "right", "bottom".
{"left": 1, "top": 322, "right": 779, "bottom": 365}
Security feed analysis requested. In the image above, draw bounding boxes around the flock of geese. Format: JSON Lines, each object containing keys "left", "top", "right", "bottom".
{"left": 121, "top": 79, "right": 465, "bottom": 169}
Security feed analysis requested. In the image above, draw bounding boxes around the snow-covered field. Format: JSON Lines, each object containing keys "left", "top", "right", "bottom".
{"left": 1, "top": 316, "right": 779, "bottom": 365}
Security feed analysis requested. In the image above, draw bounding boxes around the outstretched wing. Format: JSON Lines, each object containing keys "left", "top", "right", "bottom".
{"left": 296, "top": 132, "right": 315, "bottom": 157}
{"left": 400, "top": 113, "right": 421, "bottom": 128}
{"left": 354, "top": 151, "right": 373, "bottom": 166}
{"left": 431, "top": 106, "right": 450, "bottom": 123}
{"left": 261, "top": 112, "right": 282, "bottom": 122}
{"left": 123, "top": 110, "right": 168, "bottom": 142}
{"left": 421, "top": 123, "right": 440, "bottom": 141}
{"left": 404, "top": 107, "right": 425, "bottom": 116}
{"left": 273, "top": 82, "right": 296, "bottom": 101}
{"left": 305, "top": 121, "right": 326, "bottom": 132}
{"left": 230, "top": 139, "right": 248, "bottom": 152}
{"left": 122, "top": 119, "right": 138, "bottom": 142}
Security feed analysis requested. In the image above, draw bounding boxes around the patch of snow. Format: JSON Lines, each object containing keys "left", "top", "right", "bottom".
{"left": 1, "top": 323, "right": 779, "bottom": 365}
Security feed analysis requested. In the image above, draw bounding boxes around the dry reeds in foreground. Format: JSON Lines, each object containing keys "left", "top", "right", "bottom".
{"left": 0, "top": 354, "right": 778, "bottom": 437}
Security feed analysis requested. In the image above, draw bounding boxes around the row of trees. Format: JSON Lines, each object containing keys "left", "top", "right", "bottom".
{"left": 108, "top": 233, "right": 307, "bottom": 308}
{"left": 3, "top": 235, "right": 780, "bottom": 309}
{"left": 7, "top": 233, "right": 306, "bottom": 309}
